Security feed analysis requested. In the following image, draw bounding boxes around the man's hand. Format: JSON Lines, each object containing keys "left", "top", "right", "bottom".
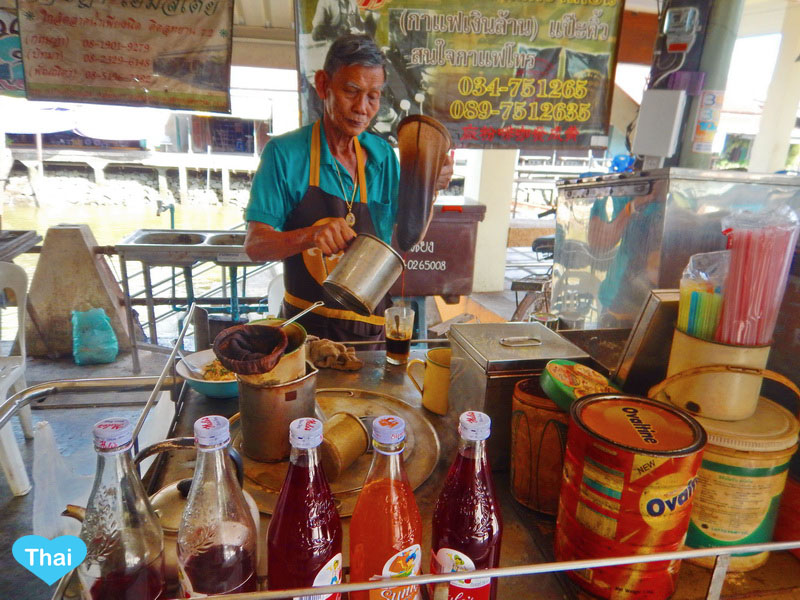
{"left": 312, "top": 218, "right": 356, "bottom": 255}
{"left": 434, "top": 151, "right": 455, "bottom": 192}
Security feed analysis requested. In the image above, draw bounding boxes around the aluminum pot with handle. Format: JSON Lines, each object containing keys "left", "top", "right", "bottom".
{"left": 323, "top": 233, "right": 405, "bottom": 316}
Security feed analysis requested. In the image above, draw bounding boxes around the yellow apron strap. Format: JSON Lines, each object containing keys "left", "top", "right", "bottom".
{"left": 313, "top": 121, "right": 368, "bottom": 203}
{"left": 309, "top": 121, "right": 321, "bottom": 187}
{"left": 284, "top": 291, "right": 385, "bottom": 326}
{"left": 353, "top": 136, "right": 368, "bottom": 204}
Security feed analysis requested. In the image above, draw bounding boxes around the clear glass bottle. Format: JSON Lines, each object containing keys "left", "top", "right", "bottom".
{"left": 268, "top": 418, "right": 343, "bottom": 597}
{"left": 177, "top": 415, "right": 258, "bottom": 596}
{"left": 431, "top": 411, "right": 503, "bottom": 600}
{"left": 350, "top": 415, "right": 423, "bottom": 600}
{"left": 78, "top": 417, "right": 166, "bottom": 600}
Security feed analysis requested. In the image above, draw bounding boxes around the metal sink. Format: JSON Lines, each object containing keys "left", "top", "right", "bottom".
{"left": 116, "top": 229, "right": 257, "bottom": 266}
{"left": 206, "top": 233, "right": 246, "bottom": 246}
{"left": 135, "top": 232, "right": 206, "bottom": 245}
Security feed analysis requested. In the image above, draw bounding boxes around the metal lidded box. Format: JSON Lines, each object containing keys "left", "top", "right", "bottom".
{"left": 447, "top": 321, "right": 589, "bottom": 470}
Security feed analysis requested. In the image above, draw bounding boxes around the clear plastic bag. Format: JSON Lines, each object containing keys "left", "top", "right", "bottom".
{"left": 716, "top": 205, "right": 800, "bottom": 346}
{"left": 72, "top": 307, "right": 119, "bottom": 365}
{"left": 32, "top": 421, "right": 93, "bottom": 538}
{"left": 677, "top": 250, "right": 729, "bottom": 341}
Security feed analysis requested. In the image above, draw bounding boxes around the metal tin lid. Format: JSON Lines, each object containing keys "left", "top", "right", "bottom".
{"left": 290, "top": 418, "right": 323, "bottom": 449}
{"left": 541, "top": 360, "right": 620, "bottom": 412}
{"left": 194, "top": 415, "right": 231, "bottom": 449}
{"left": 694, "top": 397, "right": 800, "bottom": 452}
{"left": 573, "top": 394, "right": 706, "bottom": 455}
{"left": 448, "top": 322, "right": 589, "bottom": 374}
{"left": 459, "top": 411, "right": 491, "bottom": 441}
{"left": 93, "top": 418, "right": 133, "bottom": 451}
{"left": 372, "top": 415, "right": 406, "bottom": 445}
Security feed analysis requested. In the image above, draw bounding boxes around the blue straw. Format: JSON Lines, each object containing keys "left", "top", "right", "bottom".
{"left": 688, "top": 291, "right": 699, "bottom": 337}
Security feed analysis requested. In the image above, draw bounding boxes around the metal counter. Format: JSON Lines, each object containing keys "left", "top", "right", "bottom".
{"left": 147, "top": 349, "right": 572, "bottom": 600}
{"left": 142, "top": 350, "right": 800, "bottom": 600}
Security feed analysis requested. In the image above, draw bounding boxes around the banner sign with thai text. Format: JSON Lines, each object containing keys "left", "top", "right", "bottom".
{"left": 17, "top": 0, "right": 233, "bottom": 112}
{"left": 0, "top": 8, "right": 25, "bottom": 96}
{"left": 295, "top": 0, "right": 624, "bottom": 149}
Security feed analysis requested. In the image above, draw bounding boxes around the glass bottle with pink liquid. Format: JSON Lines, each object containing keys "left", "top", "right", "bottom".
{"left": 177, "top": 415, "right": 258, "bottom": 596}
{"left": 430, "top": 411, "right": 503, "bottom": 600}
{"left": 268, "top": 417, "right": 343, "bottom": 597}
{"left": 78, "top": 417, "right": 166, "bottom": 600}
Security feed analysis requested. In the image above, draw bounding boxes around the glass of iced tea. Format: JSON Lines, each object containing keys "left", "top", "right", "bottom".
{"left": 384, "top": 305, "right": 415, "bottom": 365}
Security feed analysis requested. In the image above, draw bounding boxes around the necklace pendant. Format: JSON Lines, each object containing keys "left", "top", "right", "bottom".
{"left": 345, "top": 211, "right": 356, "bottom": 227}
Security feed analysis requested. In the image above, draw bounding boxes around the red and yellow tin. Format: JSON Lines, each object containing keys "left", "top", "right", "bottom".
{"left": 555, "top": 394, "right": 706, "bottom": 600}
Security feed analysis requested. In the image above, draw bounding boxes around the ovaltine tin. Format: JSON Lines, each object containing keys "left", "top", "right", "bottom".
{"left": 555, "top": 394, "right": 706, "bottom": 600}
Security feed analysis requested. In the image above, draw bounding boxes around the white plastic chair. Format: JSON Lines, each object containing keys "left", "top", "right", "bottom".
{"left": 0, "top": 262, "right": 33, "bottom": 496}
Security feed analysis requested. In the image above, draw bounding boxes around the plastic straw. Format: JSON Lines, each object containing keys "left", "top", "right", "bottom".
{"left": 715, "top": 214, "right": 799, "bottom": 346}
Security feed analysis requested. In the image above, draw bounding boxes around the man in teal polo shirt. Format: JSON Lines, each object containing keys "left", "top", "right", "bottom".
{"left": 244, "top": 34, "right": 452, "bottom": 343}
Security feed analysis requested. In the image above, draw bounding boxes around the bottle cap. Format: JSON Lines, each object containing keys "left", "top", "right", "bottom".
{"left": 459, "top": 411, "right": 491, "bottom": 441}
{"left": 372, "top": 415, "right": 406, "bottom": 445}
{"left": 93, "top": 417, "right": 133, "bottom": 451}
{"left": 194, "top": 415, "right": 231, "bottom": 448}
{"left": 289, "top": 417, "right": 323, "bottom": 449}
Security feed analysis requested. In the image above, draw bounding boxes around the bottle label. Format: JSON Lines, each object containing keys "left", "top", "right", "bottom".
{"left": 368, "top": 543, "right": 421, "bottom": 600}
{"left": 296, "top": 552, "right": 342, "bottom": 600}
{"left": 432, "top": 548, "right": 491, "bottom": 600}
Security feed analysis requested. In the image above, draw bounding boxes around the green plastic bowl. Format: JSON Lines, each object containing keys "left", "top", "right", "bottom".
{"left": 176, "top": 349, "right": 238, "bottom": 398}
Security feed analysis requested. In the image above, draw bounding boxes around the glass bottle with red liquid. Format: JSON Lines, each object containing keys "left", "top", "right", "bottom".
{"left": 177, "top": 415, "right": 258, "bottom": 597}
{"left": 268, "top": 417, "right": 343, "bottom": 596}
{"left": 350, "top": 415, "right": 423, "bottom": 600}
{"left": 78, "top": 417, "right": 166, "bottom": 600}
{"left": 431, "top": 411, "right": 503, "bottom": 600}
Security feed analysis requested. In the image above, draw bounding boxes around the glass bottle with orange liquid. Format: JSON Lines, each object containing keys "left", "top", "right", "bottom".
{"left": 349, "top": 415, "right": 423, "bottom": 600}
{"left": 430, "top": 411, "right": 503, "bottom": 600}
{"left": 268, "top": 418, "right": 343, "bottom": 597}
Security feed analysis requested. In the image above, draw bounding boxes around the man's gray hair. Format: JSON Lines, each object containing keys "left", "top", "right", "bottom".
{"left": 323, "top": 34, "right": 386, "bottom": 78}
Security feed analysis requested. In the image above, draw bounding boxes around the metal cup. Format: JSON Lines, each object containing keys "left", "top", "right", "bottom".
{"left": 236, "top": 362, "right": 318, "bottom": 462}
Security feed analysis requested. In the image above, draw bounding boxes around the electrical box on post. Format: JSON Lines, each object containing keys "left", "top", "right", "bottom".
{"left": 632, "top": 89, "right": 687, "bottom": 158}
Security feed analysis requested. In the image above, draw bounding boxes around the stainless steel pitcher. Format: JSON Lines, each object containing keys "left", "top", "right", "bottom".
{"left": 323, "top": 233, "right": 405, "bottom": 316}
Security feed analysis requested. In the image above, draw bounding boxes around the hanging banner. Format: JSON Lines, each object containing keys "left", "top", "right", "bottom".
{"left": 0, "top": 8, "right": 25, "bottom": 97}
{"left": 295, "top": 0, "right": 624, "bottom": 149}
{"left": 17, "top": 0, "right": 233, "bottom": 112}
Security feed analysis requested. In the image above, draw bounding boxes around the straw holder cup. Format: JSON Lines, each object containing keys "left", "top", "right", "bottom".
{"left": 660, "top": 329, "right": 772, "bottom": 420}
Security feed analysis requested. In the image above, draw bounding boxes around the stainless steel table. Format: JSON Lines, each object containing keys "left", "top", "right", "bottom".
{"left": 147, "top": 350, "right": 573, "bottom": 600}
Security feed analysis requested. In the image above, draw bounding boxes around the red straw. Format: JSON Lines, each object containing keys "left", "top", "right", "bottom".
{"left": 716, "top": 223, "right": 799, "bottom": 346}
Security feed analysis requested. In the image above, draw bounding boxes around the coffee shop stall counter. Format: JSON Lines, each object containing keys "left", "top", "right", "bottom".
{"left": 144, "top": 349, "right": 800, "bottom": 600}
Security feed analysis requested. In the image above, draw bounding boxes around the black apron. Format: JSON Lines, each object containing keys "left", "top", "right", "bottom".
{"left": 280, "top": 121, "right": 390, "bottom": 342}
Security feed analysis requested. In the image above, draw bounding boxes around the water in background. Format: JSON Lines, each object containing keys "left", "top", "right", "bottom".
{"left": 1, "top": 173, "right": 259, "bottom": 348}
